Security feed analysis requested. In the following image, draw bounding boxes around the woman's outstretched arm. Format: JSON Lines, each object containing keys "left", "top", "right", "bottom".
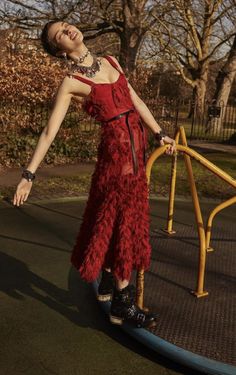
{"left": 126, "top": 82, "right": 162, "bottom": 134}
{"left": 27, "top": 80, "right": 72, "bottom": 173}
{"left": 13, "top": 78, "right": 73, "bottom": 206}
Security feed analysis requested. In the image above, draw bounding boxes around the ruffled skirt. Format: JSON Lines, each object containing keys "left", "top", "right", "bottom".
{"left": 71, "top": 113, "right": 152, "bottom": 282}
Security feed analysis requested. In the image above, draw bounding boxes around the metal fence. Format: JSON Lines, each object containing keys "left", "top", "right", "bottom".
{"left": 190, "top": 100, "right": 236, "bottom": 142}
{"left": 152, "top": 98, "right": 236, "bottom": 143}
{"left": 1, "top": 98, "right": 236, "bottom": 143}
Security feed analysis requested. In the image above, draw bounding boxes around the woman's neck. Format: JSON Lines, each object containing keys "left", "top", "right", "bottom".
{"left": 68, "top": 44, "right": 93, "bottom": 65}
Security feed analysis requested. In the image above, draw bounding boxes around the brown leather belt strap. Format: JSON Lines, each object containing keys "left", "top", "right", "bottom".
{"left": 104, "top": 109, "right": 135, "bottom": 123}
{"left": 125, "top": 111, "right": 138, "bottom": 175}
{"left": 104, "top": 108, "right": 138, "bottom": 175}
{"left": 138, "top": 118, "right": 147, "bottom": 165}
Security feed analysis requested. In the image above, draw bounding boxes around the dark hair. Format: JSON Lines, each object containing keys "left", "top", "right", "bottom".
{"left": 40, "top": 19, "right": 64, "bottom": 58}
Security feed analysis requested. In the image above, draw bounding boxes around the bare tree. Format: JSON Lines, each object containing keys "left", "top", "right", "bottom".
{"left": 205, "top": 34, "right": 236, "bottom": 133}
{"left": 1, "top": 0, "right": 236, "bottom": 105}
{"left": 0, "top": 0, "right": 83, "bottom": 31}
{"left": 213, "top": 35, "right": 236, "bottom": 106}
{"left": 148, "top": 0, "right": 236, "bottom": 115}
{"left": 0, "top": 0, "right": 163, "bottom": 73}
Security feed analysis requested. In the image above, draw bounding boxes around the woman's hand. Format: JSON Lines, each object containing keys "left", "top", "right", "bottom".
{"left": 161, "top": 135, "right": 176, "bottom": 156}
{"left": 13, "top": 178, "right": 33, "bottom": 207}
{"left": 154, "top": 131, "right": 176, "bottom": 155}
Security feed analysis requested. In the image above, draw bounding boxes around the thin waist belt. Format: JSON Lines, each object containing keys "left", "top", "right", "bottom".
{"left": 104, "top": 109, "right": 135, "bottom": 122}
{"left": 104, "top": 109, "right": 146, "bottom": 175}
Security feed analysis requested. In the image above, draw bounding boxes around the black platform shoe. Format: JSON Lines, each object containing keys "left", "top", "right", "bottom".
{"left": 109, "top": 284, "right": 158, "bottom": 328}
{"left": 97, "top": 269, "right": 115, "bottom": 302}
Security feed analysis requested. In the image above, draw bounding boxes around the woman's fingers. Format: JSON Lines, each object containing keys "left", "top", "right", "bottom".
{"left": 13, "top": 180, "right": 32, "bottom": 206}
{"left": 165, "top": 140, "right": 176, "bottom": 155}
{"left": 14, "top": 192, "right": 23, "bottom": 207}
{"left": 166, "top": 147, "right": 172, "bottom": 155}
{"left": 15, "top": 193, "right": 27, "bottom": 206}
{"left": 13, "top": 193, "right": 19, "bottom": 206}
{"left": 13, "top": 192, "right": 19, "bottom": 206}
{"left": 20, "top": 193, "right": 28, "bottom": 205}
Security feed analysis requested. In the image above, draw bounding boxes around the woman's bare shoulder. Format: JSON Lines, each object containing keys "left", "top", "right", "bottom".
{"left": 60, "top": 73, "right": 80, "bottom": 91}
{"left": 57, "top": 73, "right": 90, "bottom": 99}
{"left": 105, "top": 55, "right": 125, "bottom": 73}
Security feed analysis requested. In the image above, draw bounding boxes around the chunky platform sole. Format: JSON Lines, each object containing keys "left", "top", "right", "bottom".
{"left": 97, "top": 293, "right": 112, "bottom": 302}
{"left": 109, "top": 314, "right": 124, "bottom": 325}
{"left": 109, "top": 313, "right": 158, "bottom": 328}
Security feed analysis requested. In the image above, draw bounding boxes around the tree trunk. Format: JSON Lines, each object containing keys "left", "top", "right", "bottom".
{"left": 117, "top": 1, "right": 146, "bottom": 74}
{"left": 214, "top": 35, "right": 236, "bottom": 106}
{"left": 206, "top": 35, "right": 236, "bottom": 134}
{"left": 191, "top": 68, "right": 208, "bottom": 122}
{"left": 193, "top": 79, "right": 207, "bottom": 116}
{"left": 119, "top": 30, "right": 143, "bottom": 73}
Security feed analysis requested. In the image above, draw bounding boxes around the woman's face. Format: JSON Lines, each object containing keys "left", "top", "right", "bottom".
{"left": 48, "top": 21, "right": 83, "bottom": 55}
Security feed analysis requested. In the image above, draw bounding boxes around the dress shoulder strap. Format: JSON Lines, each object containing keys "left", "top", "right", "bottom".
{"left": 104, "top": 55, "right": 123, "bottom": 74}
{"left": 67, "top": 73, "right": 94, "bottom": 86}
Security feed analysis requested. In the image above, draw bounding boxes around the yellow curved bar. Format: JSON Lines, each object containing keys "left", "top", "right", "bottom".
{"left": 206, "top": 196, "right": 236, "bottom": 251}
{"left": 146, "top": 144, "right": 236, "bottom": 188}
{"left": 136, "top": 128, "right": 236, "bottom": 308}
{"left": 178, "top": 131, "right": 208, "bottom": 297}
{"left": 176, "top": 145, "right": 236, "bottom": 188}
{"left": 136, "top": 269, "right": 145, "bottom": 309}
{"left": 145, "top": 144, "right": 170, "bottom": 183}
{"left": 164, "top": 130, "right": 180, "bottom": 234}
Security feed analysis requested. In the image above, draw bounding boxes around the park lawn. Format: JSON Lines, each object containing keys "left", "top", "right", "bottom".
{"left": 0, "top": 152, "right": 235, "bottom": 201}
{"left": 0, "top": 173, "right": 93, "bottom": 202}
{"left": 150, "top": 151, "right": 236, "bottom": 199}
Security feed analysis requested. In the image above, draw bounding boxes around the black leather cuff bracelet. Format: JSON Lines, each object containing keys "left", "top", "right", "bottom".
{"left": 154, "top": 130, "right": 167, "bottom": 143}
{"left": 22, "top": 169, "right": 36, "bottom": 182}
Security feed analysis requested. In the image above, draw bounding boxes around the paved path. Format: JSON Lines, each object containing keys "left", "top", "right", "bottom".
{"left": 0, "top": 141, "right": 235, "bottom": 188}
{"left": 0, "top": 162, "right": 96, "bottom": 187}
{"left": 0, "top": 197, "right": 203, "bottom": 375}
{"left": 189, "top": 140, "right": 236, "bottom": 154}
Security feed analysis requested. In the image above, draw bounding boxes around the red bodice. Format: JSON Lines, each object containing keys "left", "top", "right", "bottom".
{"left": 68, "top": 55, "right": 135, "bottom": 122}
{"left": 67, "top": 55, "right": 147, "bottom": 177}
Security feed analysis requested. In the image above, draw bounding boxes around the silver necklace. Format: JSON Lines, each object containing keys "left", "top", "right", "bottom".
{"left": 75, "top": 49, "right": 90, "bottom": 64}
{"left": 70, "top": 53, "right": 102, "bottom": 78}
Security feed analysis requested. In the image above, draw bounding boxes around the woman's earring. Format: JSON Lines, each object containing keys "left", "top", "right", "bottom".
{"left": 62, "top": 52, "right": 70, "bottom": 69}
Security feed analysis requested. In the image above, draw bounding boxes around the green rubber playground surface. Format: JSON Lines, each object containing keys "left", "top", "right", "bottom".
{"left": 0, "top": 197, "right": 205, "bottom": 375}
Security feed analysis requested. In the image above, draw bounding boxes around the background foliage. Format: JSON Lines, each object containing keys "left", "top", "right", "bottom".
{"left": 0, "top": 1, "right": 236, "bottom": 170}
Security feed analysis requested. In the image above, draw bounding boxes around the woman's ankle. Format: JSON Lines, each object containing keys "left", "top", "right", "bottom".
{"left": 104, "top": 267, "right": 111, "bottom": 272}
{"left": 116, "top": 278, "right": 129, "bottom": 291}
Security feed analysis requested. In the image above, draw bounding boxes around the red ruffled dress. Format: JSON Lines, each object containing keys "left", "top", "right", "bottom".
{"left": 69, "top": 55, "right": 152, "bottom": 282}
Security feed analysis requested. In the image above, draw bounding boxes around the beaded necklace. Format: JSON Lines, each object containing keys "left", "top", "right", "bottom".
{"left": 68, "top": 51, "right": 102, "bottom": 78}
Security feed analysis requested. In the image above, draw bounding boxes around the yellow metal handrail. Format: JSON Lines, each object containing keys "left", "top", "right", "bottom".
{"left": 136, "top": 126, "right": 236, "bottom": 309}
{"left": 206, "top": 196, "right": 236, "bottom": 252}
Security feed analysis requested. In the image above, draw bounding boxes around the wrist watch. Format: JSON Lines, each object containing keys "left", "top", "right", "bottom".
{"left": 22, "top": 169, "right": 36, "bottom": 182}
{"left": 154, "top": 130, "right": 167, "bottom": 143}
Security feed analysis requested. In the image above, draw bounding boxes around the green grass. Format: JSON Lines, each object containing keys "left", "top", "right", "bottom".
{"left": 150, "top": 152, "right": 236, "bottom": 199}
{"left": 1, "top": 152, "right": 235, "bottom": 201}
{"left": 0, "top": 173, "right": 93, "bottom": 201}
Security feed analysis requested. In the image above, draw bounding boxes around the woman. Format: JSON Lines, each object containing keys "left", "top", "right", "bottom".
{"left": 13, "top": 20, "right": 176, "bottom": 328}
